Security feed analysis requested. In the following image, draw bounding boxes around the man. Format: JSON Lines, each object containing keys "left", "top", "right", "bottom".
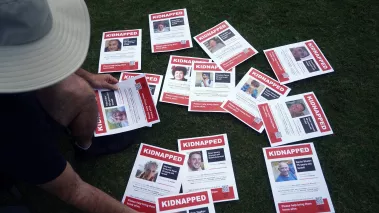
{"left": 107, "top": 107, "right": 129, "bottom": 128}
{"left": 241, "top": 80, "right": 260, "bottom": 98}
{"left": 188, "top": 152, "right": 203, "bottom": 172}
{"left": 171, "top": 66, "right": 188, "bottom": 81}
{"left": 287, "top": 102, "right": 306, "bottom": 118}
{"left": 276, "top": 162, "right": 297, "bottom": 182}
{"left": 200, "top": 72, "right": 213, "bottom": 87}
{"left": 136, "top": 161, "right": 158, "bottom": 182}
{"left": 105, "top": 39, "right": 122, "bottom": 52}
{"left": 290, "top": 46, "right": 310, "bottom": 61}
{"left": 155, "top": 22, "right": 169, "bottom": 33}
{"left": 0, "top": 1, "right": 139, "bottom": 213}
{"left": 208, "top": 38, "right": 225, "bottom": 53}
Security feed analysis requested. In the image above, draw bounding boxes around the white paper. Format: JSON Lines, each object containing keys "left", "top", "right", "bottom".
{"left": 263, "top": 143, "right": 335, "bottom": 213}
{"left": 188, "top": 62, "right": 235, "bottom": 112}
{"left": 257, "top": 92, "right": 333, "bottom": 146}
{"left": 149, "top": 9, "right": 193, "bottom": 53}
{"left": 94, "top": 75, "right": 160, "bottom": 137}
{"left": 159, "top": 55, "right": 212, "bottom": 106}
{"left": 122, "top": 143, "right": 188, "bottom": 213}
{"left": 178, "top": 134, "right": 239, "bottom": 203}
{"left": 264, "top": 40, "right": 334, "bottom": 84}
{"left": 156, "top": 190, "right": 216, "bottom": 213}
{"left": 221, "top": 68, "right": 291, "bottom": 133}
{"left": 120, "top": 72, "right": 163, "bottom": 106}
{"left": 194, "top": 20, "right": 258, "bottom": 71}
{"left": 98, "top": 29, "right": 142, "bottom": 73}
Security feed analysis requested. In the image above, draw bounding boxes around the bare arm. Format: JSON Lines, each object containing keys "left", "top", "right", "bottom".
{"left": 75, "top": 68, "right": 119, "bottom": 90}
{"left": 39, "top": 162, "right": 139, "bottom": 213}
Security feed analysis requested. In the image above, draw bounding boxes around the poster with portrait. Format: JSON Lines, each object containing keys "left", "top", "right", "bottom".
{"left": 263, "top": 143, "right": 335, "bottom": 213}
{"left": 194, "top": 21, "right": 258, "bottom": 71}
{"left": 221, "top": 68, "right": 291, "bottom": 133}
{"left": 122, "top": 143, "right": 188, "bottom": 213}
{"left": 149, "top": 9, "right": 193, "bottom": 53}
{"left": 159, "top": 55, "right": 212, "bottom": 106}
{"left": 94, "top": 74, "right": 160, "bottom": 137}
{"left": 264, "top": 40, "right": 334, "bottom": 84}
{"left": 120, "top": 72, "right": 163, "bottom": 106}
{"left": 155, "top": 190, "right": 216, "bottom": 213}
{"left": 98, "top": 29, "right": 142, "bottom": 73}
{"left": 257, "top": 92, "right": 333, "bottom": 146}
{"left": 189, "top": 62, "right": 235, "bottom": 112}
{"left": 178, "top": 134, "right": 239, "bottom": 203}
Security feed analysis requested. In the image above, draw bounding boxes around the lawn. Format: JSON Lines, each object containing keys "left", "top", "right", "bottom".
{"left": 1, "top": 0, "right": 379, "bottom": 212}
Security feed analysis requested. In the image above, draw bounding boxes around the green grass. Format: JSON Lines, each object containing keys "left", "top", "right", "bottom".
{"left": 2, "top": 0, "right": 379, "bottom": 212}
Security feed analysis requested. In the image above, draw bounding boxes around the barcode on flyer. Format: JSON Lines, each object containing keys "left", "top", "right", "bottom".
{"left": 254, "top": 117, "right": 262, "bottom": 124}
{"left": 222, "top": 185, "right": 230, "bottom": 193}
{"left": 282, "top": 73, "right": 289, "bottom": 78}
{"left": 315, "top": 197, "right": 324, "bottom": 205}
{"left": 180, "top": 40, "right": 186, "bottom": 44}
{"left": 130, "top": 61, "right": 135, "bottom": 66}
{"left": 135, "top": 83, "right": 142, "bottom": 90}
{"left": 243, "top": 48, "right": 249, "bottom": 54}
{"left": 275, "top": 132, "right": 282, "bottom": 139}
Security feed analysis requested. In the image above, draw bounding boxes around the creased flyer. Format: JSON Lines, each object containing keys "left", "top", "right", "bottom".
{"left": 120, "top": 72, "right": 163, "bottom": 106}
{"left": 94, "top": 75, "right": 160, "bottom": 137}
{"left": 264, "top": 40, "right": 334, "bottom": 84}
{"left": 98, "top": 29, "right": 142, "bottom": 73}
{"left": 189, "top": 62, "right": 235, "bottom": 112}
{"left": 156, "top": 190, "right": 216, "bottom": 213}
{"left": 159, "top": 55, "right": 212, "bottom": 106}
{"left": 122, "top": 143, "right": 188, "bottom": 213}
{"left": 149, "top": 9, "right": 193, "bottom": 53}
{"left": 258, "top": 92, "right": 333, "bottom": 146}
{"left": 178, "top": 134, "right": 239, "bottom": 203}
{"left": 194, "top": 20, "right": 258, "bottom": 71}
{"left": 221, "top": 68, "right": 291, "bottom": 133}
{"left": 263, "top": 143, "right": 335, "bottom": 213}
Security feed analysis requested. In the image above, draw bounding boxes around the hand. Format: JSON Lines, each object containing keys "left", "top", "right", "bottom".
{"left": 89, "top": 74, "right": 119, "bottom": 90}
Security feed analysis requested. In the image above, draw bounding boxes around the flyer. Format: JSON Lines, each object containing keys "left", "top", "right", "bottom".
{"left": 178, "top": 134, "right": 239, "bottom": 203}
{"left": 149, "top": 9, "right": 193, "bottom": 53}
{"left": 159, "top": 55, "right": 212, "bottom": 106}
{"left": 122, "top": 143, "right": 188, "bottom": 213}
{"left": 94, "top": 75, "right": 159, "bottom": 137}
{"left": 263, "top": 143, "right": 335, "bottom": 213}
{"left": 194, "top": 20, "right": 258, "bottom": 71}
{"left": 120, "top": 72, "right": 163, "bottom": 106}
{"left": 98, "top": 29, "right": 142, "bottom": 73}
{"left": 264, "top": 40, "right": 334, "bottom": 84}
{"left": 221, "top": 68, "right": 291, "bottom": 133}
{"left": 189, "top": 62, "right": 235, "bottom": 112}
{"left": 257, "top": 92, "right": 333, "bottom": 146}
{"left": 156, "top": 190, "right": 216, "bottom": 213}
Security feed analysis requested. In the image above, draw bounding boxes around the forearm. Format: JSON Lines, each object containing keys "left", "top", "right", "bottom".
{"left": 75, "top": 68, "right": 94, "bottom": 82}
{"left": 68, "top": 180, "right": 135, "bottom": 213}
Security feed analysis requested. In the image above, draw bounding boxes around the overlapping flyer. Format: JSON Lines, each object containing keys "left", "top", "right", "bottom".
{"left": 160, "top": 55, "right": 212, "bottom": 106}
{"left": 194, "top": 20, "right": 258, "bottom": 71}
{"left": 122, "top": 144, "right": 188, "bottom": 213}
{"left": 189, "top": 62, "right": 235, "bottom": 112}
{"left": 257, "top": 92, "right": 333, "bottom": 146}
{"left": 221, "top": 68, "right": 291, "bottom": 133}
{"left": 149, "top": 9, "right": 193, "bottom": 53}
{"left": 155, "top": 190, "right": 216, "bottom": 213}
{"left": 98, "top": 29, "right": 142, "bottom": 73}
{"left": 264, "top": 40, "right": 334, "bottom": 84}
{"left": 120, "top": 72, "right": 163, "bottom": 105}
{"left": 94, "top": 75, "right": 159, "bottom": 137}
{"left": 263, "top": 143, "right": 335, "bottom": 213}
{"left": 178, "top": 134, "right": 239, "bottom": 203}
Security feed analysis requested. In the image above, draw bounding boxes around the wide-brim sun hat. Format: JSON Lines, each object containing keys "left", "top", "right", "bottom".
{"left": 0, "top": 0, "right": 90, "bottom": 93}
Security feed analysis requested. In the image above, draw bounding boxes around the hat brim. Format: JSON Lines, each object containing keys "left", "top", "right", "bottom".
{"left": 0, "top": 0, "right": 91, "bottom": 93}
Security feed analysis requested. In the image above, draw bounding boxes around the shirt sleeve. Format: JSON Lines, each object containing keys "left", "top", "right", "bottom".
{"left": 0, "top": 93, "right": 67, "bottom": 185}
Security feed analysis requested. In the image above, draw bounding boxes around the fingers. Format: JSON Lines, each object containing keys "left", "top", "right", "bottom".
{"left": 103, "top": 82, "right": 119, "bottom": 90}
{"left": 106, "top": 74, "right": 119, "bottom": 84}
